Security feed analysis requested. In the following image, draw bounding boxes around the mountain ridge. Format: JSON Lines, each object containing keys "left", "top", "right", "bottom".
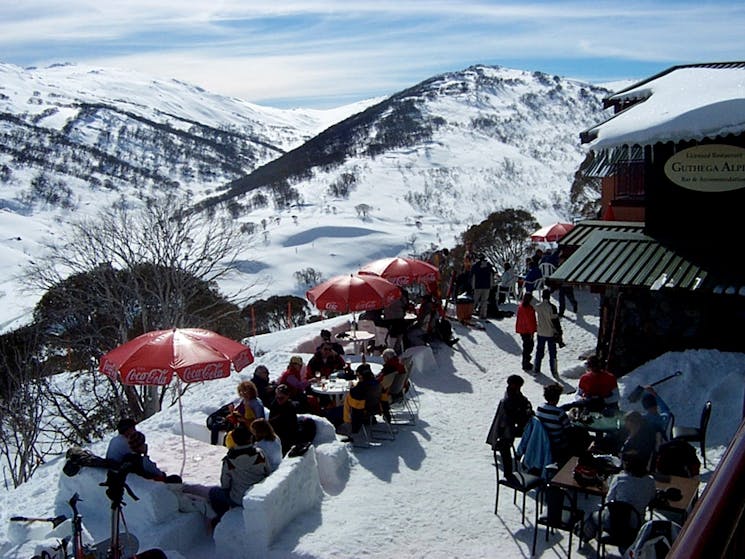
{"left": 0, "top": 61, "right": 610, "bottom": 333}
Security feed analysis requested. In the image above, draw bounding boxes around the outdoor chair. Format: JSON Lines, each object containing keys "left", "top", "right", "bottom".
{"left": 594, "top": 500, "right": 643, "bottom": 558}
{"left": 494, "top": 446, "right": 543, "bottom": 524}
{"left": 387, "top": 367, "right": 417, "bottom": 425}
{"left": 672, "top": 400, "right": 712, "bottom": 468}
{"left": 531, "top": 484, "right": 584, "bottom": 558}
{"left": 665, "top": 412, "right": 675, "bottom": 443}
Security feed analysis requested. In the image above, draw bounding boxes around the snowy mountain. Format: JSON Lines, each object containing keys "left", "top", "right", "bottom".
{"left": 0, "top": 62, "right": 612, "bottom": 332}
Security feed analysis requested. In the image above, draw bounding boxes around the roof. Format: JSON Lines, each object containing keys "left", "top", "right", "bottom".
{"left": 552, "top": 228, "right": 745, "bottom": 295}
{"left": 559, "top": 220, "right": 644, "bottom": 248}
{"left": 581, "top": 63, "right": 745, "bottom": 149}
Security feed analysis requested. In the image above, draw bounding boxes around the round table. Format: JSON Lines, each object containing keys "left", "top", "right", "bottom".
{"left": 310, "top": 378, "right": 354, "bottom": 406}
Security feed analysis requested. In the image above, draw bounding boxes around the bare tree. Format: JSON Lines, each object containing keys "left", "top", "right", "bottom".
{"left": 0, "top": 325, "right": 56, "bottom": 488}
{"left": 25, "top": 193, "right": 252, "bottom": 418}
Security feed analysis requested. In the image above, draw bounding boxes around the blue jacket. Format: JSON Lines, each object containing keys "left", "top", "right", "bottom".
{"left": 517, "top": 416, "right": 553, "bottom": 477}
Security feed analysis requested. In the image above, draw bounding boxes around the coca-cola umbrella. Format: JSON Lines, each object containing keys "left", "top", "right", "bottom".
{"left": 306, "top": 273, "right": 401, "bottom": 314}
{"left": 358, "top": 256, "right": 440, "bottom": 287}
{"left": 530, "top": 222, "right": 575, "bottom": 243}
{"left": 99, "top": 328, "right": 254, "bottom": 475}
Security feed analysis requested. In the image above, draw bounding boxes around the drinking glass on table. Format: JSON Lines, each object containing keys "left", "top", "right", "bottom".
{"left": 315, "top": 370, "right": 321, "bottom": 382}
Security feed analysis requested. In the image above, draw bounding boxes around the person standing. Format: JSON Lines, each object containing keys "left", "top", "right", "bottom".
{"left": 471, "top": 253, "right": 494, "bottom": 319}
{"left": 486, "top": 375, "right": 534, "bottom": 479}
{"left": 515, "top": 292, "right": 537, "bottom": 372}
{"left": 522, "top": 257, "right": 543, "bottom": 294}
{"left": 556, "top": 250, "right": 578, "bottom": 316}
{"left": 532, "top": 288, "right": 562, "bottom": 380}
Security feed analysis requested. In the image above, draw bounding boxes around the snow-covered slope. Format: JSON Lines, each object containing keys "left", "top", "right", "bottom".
{"left": 0, "top": 62, "right": 613, "bottom": 332}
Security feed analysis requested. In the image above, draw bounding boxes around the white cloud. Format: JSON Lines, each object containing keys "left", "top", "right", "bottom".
{"left": 2, "top": 1, "right": 744, "bottom": 106}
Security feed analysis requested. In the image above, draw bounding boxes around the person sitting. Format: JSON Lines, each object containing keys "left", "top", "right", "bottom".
{"left": 535, "top": 383, "right": 571, "bottom": 466}
{"left": 485, "top": 374, "right": 534, "bottom": 479}
{"left": 640, "top": 386, "right": 672, "bottom": 442}
{"left": 223, "top": 380, "right": 266, "bottom": 448}
{"left": 522, "top": 257, "right": 543, "bottom": 294}
{"left": 316, "top": 329, "right": 345, "bottom": 357}
{"left": 573, "top": 355, "right": 620, "bottom": 411}
{"left": 376, "top": 348, "right": 407, "bottom": 423}
{"left": 408, "top": 289, "right": 458, "bottom": 348}
{"left": 250, "top": 418, "right": 283, "bottom": 473}
{"left": 250, "top": 364, "right": 276, "bottom": 405}
{"left": 497, "top": 262, "right": 516, "bottom": 304}
{"left": 120, "top": 430, "right": 181, "bottom": 483}
{"left": 619, "top": 411, "right": 658, "bottom": 469}
{"left": 307, "top": 342, "right": 347, "bottom": 381}
{"left": 277, "top": 355, "right": 309, "bottom": 405}
{"left": 340, "top": 364, "right": 383, "bottom": 442}
{"left": 106, "top": 418, "right": 138, "bottom": 463}
{"left": 268, "top": 384, "right": 299, "bottom": 456}
{"left": 182, "top": 426, "right": 270, "bottom": 526}
{"left": 582, "top": 450, "right": 656, "bottom": 541}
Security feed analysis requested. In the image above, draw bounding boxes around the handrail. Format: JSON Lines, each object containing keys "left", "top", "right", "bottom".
{"left": 667, "top": 416, "right": 745, "bottom": 558}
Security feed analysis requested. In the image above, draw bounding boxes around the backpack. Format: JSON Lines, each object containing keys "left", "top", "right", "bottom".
{"left": 435, "top": 317, "right": 453, "bottom": 341}
{"left": 206, "top": 403, "right": 234, "bottom": 432}
{"left": 63, "top": 446, "right": 116, "bottom": 477}
{"left": 655, "top": 439, "right": 701, "bottom": 477}
{"left": 296, "top": 416, "right": 317, "bottom": 446}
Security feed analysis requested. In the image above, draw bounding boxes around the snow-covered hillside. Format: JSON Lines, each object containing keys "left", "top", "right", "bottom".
{"left": 0, "top": 62, "right": 613, "bottom": 332}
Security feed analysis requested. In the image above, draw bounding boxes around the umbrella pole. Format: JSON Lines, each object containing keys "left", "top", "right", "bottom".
{"left": 177, "top": 377, "right": 186, "bottom": 478}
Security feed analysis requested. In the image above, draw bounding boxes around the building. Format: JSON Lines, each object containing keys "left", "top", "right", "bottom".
{"left": 552, "top": 62, "right": 745, "bottom": 375}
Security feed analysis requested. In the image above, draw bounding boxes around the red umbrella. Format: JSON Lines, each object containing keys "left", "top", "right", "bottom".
{"left": 530, "top": 222, "right": 575, "bottom": 243}
{"left": 358, "top": 256, "right": 440, "bottom": 287}
{"left": 306, "top": 274, "right": 401, "bottom": 313}
{"left": 99, "top": 328, "right": 253, "bottom": 476}
{"left": 99, "top": 328, "right": 253, "bottom": 385}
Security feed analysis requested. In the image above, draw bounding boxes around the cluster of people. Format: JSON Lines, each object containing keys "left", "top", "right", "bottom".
{"left": 487, "top": 355, "right": 677, "bottom": 473}
{"left": 515, "top": 288, "right": 564, "bottom": 377}
{"left": 486, "top": 357, "right": 688, "bottom": 544}
{"left": 518, "top": 247, "right": 578, "bottom": 317}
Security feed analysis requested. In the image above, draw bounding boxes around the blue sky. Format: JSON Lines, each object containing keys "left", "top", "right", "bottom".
{"left": 2, "top": 1, "right": 744, "bottom": 108}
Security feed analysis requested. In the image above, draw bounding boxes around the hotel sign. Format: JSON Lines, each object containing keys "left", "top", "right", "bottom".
{"left": 664, "top": 144, "right": 745, "bottom": 192}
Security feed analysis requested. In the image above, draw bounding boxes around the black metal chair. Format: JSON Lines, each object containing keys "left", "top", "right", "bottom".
{"left": 531, "top": 484, "right": 584, "bottom": 558}
{"left": 672, "top": 401, "right": 712, "bottom": 468}
{"left": 595, "top": 500, "right": 643, "bottom": 558}
{"left": 493, "top": 446, "right": 543, "bottom": 524}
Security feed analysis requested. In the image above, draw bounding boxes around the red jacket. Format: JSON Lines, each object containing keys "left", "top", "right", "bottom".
{"left": 515, "top": 303, "right": 537, "bottom": 335}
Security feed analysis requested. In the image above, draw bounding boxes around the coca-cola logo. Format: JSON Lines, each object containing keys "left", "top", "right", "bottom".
{"left": 180, "top": 362, "right": 228, "bottom": 382}
{"left": 324, "top": 302, "right": 339, "bottom": 311}
{"left": 232, "top": 350, "right": 253, "bottom": 370}
{"left": 389, "top": 276, "right": 411, "bottom": 287}
{"left": 100, "top": 360, "right": 120, "bottom": 380}
{"left": 123, "top": 368, "right": 172, "bottom": 385}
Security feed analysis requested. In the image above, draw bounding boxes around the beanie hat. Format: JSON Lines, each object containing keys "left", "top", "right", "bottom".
{"left": 128, "top": 430, "right": 146, "bottom": 451}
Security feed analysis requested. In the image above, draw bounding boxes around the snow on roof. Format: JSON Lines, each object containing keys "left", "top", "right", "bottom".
{"left": 585, "top": 65, "right": 745, "bottom": 150}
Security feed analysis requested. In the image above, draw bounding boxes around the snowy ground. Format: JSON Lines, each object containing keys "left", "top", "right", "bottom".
{"left": 1, "top": 288, "right": 743, "bottom": 558}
